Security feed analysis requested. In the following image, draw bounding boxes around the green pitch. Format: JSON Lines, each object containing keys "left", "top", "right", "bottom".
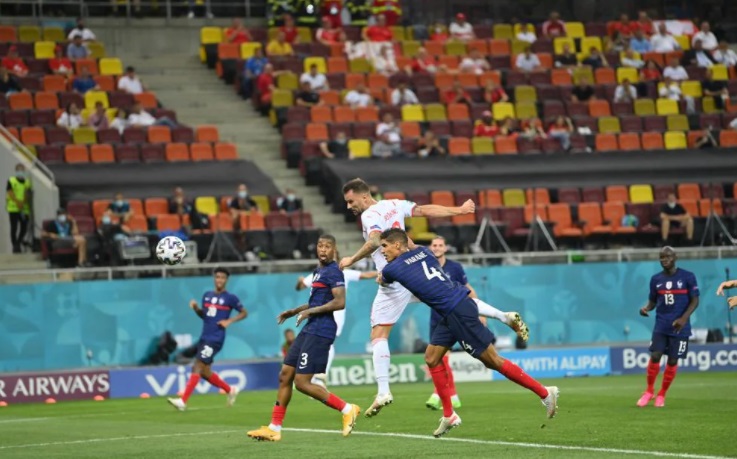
{"left": 0, "top": 372, "right": 735, "bottom": 459}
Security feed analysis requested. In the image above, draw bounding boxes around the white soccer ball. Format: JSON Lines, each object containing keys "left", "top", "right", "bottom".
{"left": 156, "top": 236, "right": 187, "bottom": 265}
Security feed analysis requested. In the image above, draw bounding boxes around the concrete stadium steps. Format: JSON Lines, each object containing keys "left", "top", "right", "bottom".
{"left": 0, "top": 253, "right": 53, "bottom": 284}
{"left": 119, "top": 53, "right": 365, "bottom": 254}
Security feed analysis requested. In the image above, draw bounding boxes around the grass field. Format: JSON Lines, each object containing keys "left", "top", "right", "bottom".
{"left": 0, "top": 372, "right": 735, "bottom": 459}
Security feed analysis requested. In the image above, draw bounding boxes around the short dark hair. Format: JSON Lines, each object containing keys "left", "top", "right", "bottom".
{"left": 318, "top": 234, "right": 337, "bottom": 245}
{"left": 214, "top": 267, "right": 230, "bottom": 277}
{"left": 342, "top": 178, "right": 371, "bottom": 195}
{"left": 380, "top": 228, "right": 409, "bottom": 245}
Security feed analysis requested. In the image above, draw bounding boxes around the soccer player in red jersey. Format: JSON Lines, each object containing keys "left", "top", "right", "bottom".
{"left": 637, "top": 247, "right": 699, "bottom": 408}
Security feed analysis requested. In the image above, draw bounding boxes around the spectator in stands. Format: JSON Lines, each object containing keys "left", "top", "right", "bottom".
{"left": 42, "top": 207, "right": 88, "bottom": 267}
{"left": 429, "top": 23, "right": 449, "bottom": 42}
{"left": 611, "top": 14, "right": 636, "bottom": 39}
{"left": 663, "top": 58, "right": 688, "bottom": 81}
{"left": 650, "top": 24, "right": 680, "bottom": 53}
{"left": 621, "top": 49, "right": 644, "bottom": 69}
{"left": 110, "top": 109, "right": 128, "bottom": 134}
{"left": 629, "top": 30, "right": 652, "bottom": 53}
{"left": 277, "top": 188, "right": 303, "bottom": 214}
{"left": 443, "top": 80, "right": 472, "bottom": 105}
{"left": 0, "top": 67, "right": 21, "bottom": 95}
{"left": 300, "top": 63, "right": 328, "bottom": 91}
{"left": 67, "top": 34, "right": 90, "bottom": 60}
{"left": 582, "top": 47, "right": 609, "bottom": 69}
{"left": 449, "top": 13, "right": 475, "bottom": 42}
{"left": 416, "top": 130, "right": 446, "bottom": 157}
{"left": 542, "top": 11, "right": 567, "bottom": 38}
{"left": 362, "top": 15, "right": 393, "bottom": 42}
{"left": 692, "top": 21, "right": 718, "bottom": 51}
{"left": 499, "top": 117, "right": 519, "bottom": 137}
{"left": 106, "top": 192, "right": 133, "bottom": 224}
{"left": 373, "top": 45, "right": 399, "bottom": 75}
{"left": 409, "top": 47, "right": 440, "bottom": 74}
{"left": 390, "top": 81, "right": 419, "bottom": 106}
{"left": 68, "top": 18, "right": 96, "bottom": 42}
{"left": 571, "top": 76, "right": 596, "bottom": 102}
{"left": 483, "top": 79, "right": 509, "bottom": 104}
{"left": 281, "top": 328, "right": 296, "bottom": 358}
{"left": 256, "top": 63, "right": 278, "bottom": 112}
{"left": 128, "top": 102, "right": 177, "bottom": 128}
{"left": 459, "top": 49, "right": 490, "bottom": 75}
{"left": 72, "top": 66, "right": 99, "bottom": 93}
{"left": 230, "top": 184, "right": 259, "bottom": 222}
{"left": 373, "top": 112, "right": 402, "bottom": 158}
{"left": 515, "top": 46, "right": 542, "bottom": 72}
{"left": 636, "top": 11, "right": 654, "bottom": 36}
{"left": 344, "top": 83, "right": 373, "bottom": 107}
{"left": 117, "top": 66, "right": 146, "bottom": 95}
{"left": 714, "top": 40, "right": 737, "bottom": 68}
{"left": 240, "top": 47, "right": 268, "bottom": 100}
{"left": 87, "top": 102, "right": 109, "bottom": 130}
{"left": 295, "top": 81, "right": 321, "bottom": 106}
{"left": 316, "top": 16, "right": 345, "bottom": 45}
{"left": 6, "top": 163, "right": 31, "bottom": 254}
{"left": 473, "top": 111, "right": 499, "bottom": 137}
{"left": 520, "top": 117, "right": 546, "bottom": 140}
{"left": 614, "top": 78, "right": 638, "bottom": 102}
{"left": 694, "top": 128, "right": 718, "bottom": 149}
{"left": 57, "top": 103, "right": 84, "bottom": 130}
{"left": 97, "top": 211, "right": 129, "bottom": 265}
{"left": 660, "top": 193, "right": 694, "bottom": 243}
{"left": 640, "top": 59, "right": 662, "bottom": 83}
{"left": 607, "top": 33, "right": 629, "bottom": 54}
{"left": 49, "top": 45, "right": 73, "bottom": 78}
{"left": 516, "top": 23, "right": 537, "bottom": 44}
{"left": 659, "top": 76, "right": 695, "bottom": 113}
{"left": 225, "top": 18, "right": 252, "bottom": 44}
{"left": 547, "top": 116, "right": 574, "bottom": 150}
{"left": 555, "top": 43, "right": 579, "bottom": 69}
{"left": 280, "top": 14, "right": 299, "bottom": 44}
{"left": 267, "top": 31, "right": 295, "bottom": 57}
{"left": 702, "top": 68, "right": 730, "bottom": 110}
{"left": 319, "top": 131, "right": 350, "bottom": 159}
{"left": 682, "top": 40, "right": 716, "bottom": 68}
{"left": 168, "top": 187, "right": 193, "bottom": 217}
{"left": 2, "top": 46, "right": 28, "bottom": 78}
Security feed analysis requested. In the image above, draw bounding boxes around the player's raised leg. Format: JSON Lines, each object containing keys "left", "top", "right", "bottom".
{"left": 247, "top": 364, "right": 296, "bottom": 441}
{"left": 200, "top": 365, "right": 238, "bottom": 406}
{"left": 473, "top": 298, "right": 530, "bottom": 342}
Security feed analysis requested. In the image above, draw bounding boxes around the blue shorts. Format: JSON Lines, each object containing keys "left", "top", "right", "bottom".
{"left": 283, "top": 332, "right": 334, "bottom": 374}
{"left": 430, "top": 298, "right": 496, "bottom": 359}
{"left": 650, "top": 332, "right": 689, "bottom": 359}
{"left": 196, "top": 340, "right": 223, "bottom": 365}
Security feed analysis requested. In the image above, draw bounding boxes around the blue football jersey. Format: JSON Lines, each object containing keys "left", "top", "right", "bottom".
{"left": 199, "top": 291, "right": 244, "bottom": 344}
{"left": 430, "top": 259, "right": 469, "bottom": 330}
{"left": 303, "top": 261, "right": 345, "bottom": 340}
{"left": 382, "top": 247, "right": 469, "bottom": 318}
{"left": 648, "top": 268, "right": 699, "bottom": 337}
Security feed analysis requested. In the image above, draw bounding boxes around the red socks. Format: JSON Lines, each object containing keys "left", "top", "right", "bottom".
{"left": 204, "top": 372, "right": 231, "bottom": 392}
{"left": 498, "top": 359, "right": 549, "bottom": 399}
{"left": 181, "top": 374, "right": 200, "bottom": 403}
{"left": 271, "top": 404, "right": 287, "bottom": 427}
{"left": 433, "top": 355, "right": 458, "bottom": 396}
{"left": 429, "top": 363, "right": 454, "bottom": 417}
{"left": 324, "top": 393, "right": 347, "bottom": 412}
{"left": 658, "top": 364, "right": 678, "bottom": 397}
{"left": 646, "top": 360, "right": 661, "bottom": 393}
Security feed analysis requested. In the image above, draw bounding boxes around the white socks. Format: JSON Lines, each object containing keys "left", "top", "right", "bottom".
{"left": 340, "top": 403, "right": 353, "bottom": 414}
{"left": 473, "top": 298, "right": 508, "bottom": 324}
{"left": 372, "top": 338, "right": 391, "bottom": 395}
{"left": 268, "top": 423, "right": 282, "bottom": 432}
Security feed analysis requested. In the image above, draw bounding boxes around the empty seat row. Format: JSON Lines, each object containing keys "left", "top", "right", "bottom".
{"left": 2, "top": 90, "right": 158, "bottom": 111}
{"left": 36, "top": 141, "right": 237, "bottom": 164}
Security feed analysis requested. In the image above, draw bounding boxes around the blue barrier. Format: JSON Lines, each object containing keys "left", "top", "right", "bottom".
{"left": 498, "top": 347, "right": 611, "bottom": 379}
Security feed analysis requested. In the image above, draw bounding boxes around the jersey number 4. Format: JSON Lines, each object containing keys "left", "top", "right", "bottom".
{"left": 422, "top": 261, "right": 445, "bottom": 281}
{"left": 664, "top": 294, "right": 675, "bottom": 305}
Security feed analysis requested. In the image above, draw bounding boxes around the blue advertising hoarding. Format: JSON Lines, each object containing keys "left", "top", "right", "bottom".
{"left": 609, "top": 343, "right": 737, "bottom": 374}
{"left": 499, "top": 347, "right": 612, "bottom": 379}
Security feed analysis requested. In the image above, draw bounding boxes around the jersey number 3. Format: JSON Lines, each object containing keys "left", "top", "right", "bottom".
{"left": 422, "top": 261, "right": 445, "bottom": 281}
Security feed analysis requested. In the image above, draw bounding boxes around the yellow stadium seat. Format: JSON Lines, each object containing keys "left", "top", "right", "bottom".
{"left": 629, "top": 185, "right": 654, "bottom": 203}
{"left": 87, "top": 42, "right": 105, "bottom": 59}
{"left": 240, "top": 42, "right": 263, "bottom": 59}
{"left": 472, "top": 136, "right": 495, "bottom": 155}
{"left": 565, "top": 22, "right": 585, "bottom": 38}
{"left": 34, "top": 41, "right": 55, "bottom": 59}
{"left": 572, "top": 66, "right": 594, "bottom": 85}
{"left": 251, "top": 195, "right": 270, "bottom": 213}
{"left": 99, "top": 58, "right": 123, "bottom": 76}
{"left": 503, "top": 188, "right": 526, "bottom": 207}
{"left": 72, "top": 127, "right": 97, "bottom": 145}
{"left": 492, "top": 102, "right": 515, "bottom": 121}
{"left": 634, "top": 99, "right": 656, "bottom": 116}
{"left": 303, "top": 56, "right": 327, "bottom": 74}
{"left": 666, "top": 114, "right": 689, "bottom": 132}
{"left": 402, "top": 40, "right": 421, "bottom": 57}
{"left": 390, "top": 26, "right": 405, "bottom": 41}
{"left": 405, "top": 216, "right": 435, "bottom": 242}
{"left": 348, "top": 139, "right": 371, "bottom": 158}
{"left": 674, "top": 35, "right": 690, "bottom": 50}
{"left": 493, "top": 24, "right": 514, "bottom": 40}
{"left": 271, "top": 89, "right": 294, "bottom": 107}
{"left": 598, "top": 116, "right": 621, "bottom": 133}
{"left": 711, "top": 65, "right": 728, "bottom": 81}
{"left": 554, "top": 37, "right": 576, "bottom": 54}
{"left": 445, "top": 41, "right": 466, "bottom": 56}
{"left": 401, "top": 104, "right": 425, "bottom": 122}
{"left": 514, "top": 85, "right": 537, "bottom": 102}
{"left": 680, "top": 81, "right": 702, "bottom": 97}
{"left": 664, "top": 131, "right": 687, "bottom": 150}
{"left": 424, "top": 103, "right": 447, "bottom": 121}
{"left": 702, "top": 97, "right": 718, "bottom": 114}
{"left": 84, "top": 91, "right": 110, "bottom": 109}
{"left": 349, "top": 58, "right": 372, "bottom": 73}
{"left": 656, "top": 98, "right": 679, "bottom": 115}
{"left": 510, "top": 39, "right": 529, "bottom": 56}
{"left": 297, "top": 27, "right": 313, "bottom": 43}
{"left": 515, "top": 101, "right": 538, "bottom": 119}
{"left": 277, "top": 72, "right": 298, "bottom": 90}
{"left": 201, "top": 26, "right": 224, "bottom": 44}
{"left": 195, "top": 196, "right": 219, "bottom": 216}
{"left": 580, "top": 36, "right": 603, "bottom": 53}
{"left": 18, "top": 25, "right": 40, "bottom": 43}
{"left": 616, "top": 67, "right": 639, "bottom": 83}
{"left": 42, "top": 27, "right": 66, "bottom": 42}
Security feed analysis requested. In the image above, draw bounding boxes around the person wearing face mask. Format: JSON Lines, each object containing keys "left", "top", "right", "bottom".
{"left": 319, "top": 131, "right": 350, "bottom": 159}
{"left": 277, "top": 188, "right": 303, "bottom": 214}
{"left": 660, "top": 193, "right": 694, "bottom": 243}
{"left": 42, "top": 208, "right": 88, "bottom": 267}
{"left": 97, "top": 212, "right": 129, "bottom": 266}
{"left": 106, "top": 192, "right": 132, "bottom": 224}
{"left": 6, "top": 163, "right": 32, "bottom": 253}
{"left": 229, "top": 184, "right": 259, "bottom": 223}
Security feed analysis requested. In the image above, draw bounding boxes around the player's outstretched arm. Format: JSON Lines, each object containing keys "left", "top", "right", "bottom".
{"left": 359, "top": 271, "right": 379, "bottom": 280}
{"left": 278, "top": 304, "right": 308, "bottom": 324}
{"left": 413, "top": 199, "right": 476, "bottom": 218}
{"left": 639, "top": 300, "right": 656, "bottom": 317}
{"left": 716, "top": 280, "right": 737, "bottom": 296}
{"left": 340, "top": 231, "right": 381, "bottom": 269}
{"left": 295, "top": 276, "right": 307, "bottom": 291}
{"left": 219, "top": 308, "right": 247, "bottom": 329}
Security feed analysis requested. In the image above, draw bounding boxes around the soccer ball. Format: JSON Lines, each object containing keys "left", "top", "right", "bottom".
{"left": 156, "top": 236, "right": 186, "bottom": 265}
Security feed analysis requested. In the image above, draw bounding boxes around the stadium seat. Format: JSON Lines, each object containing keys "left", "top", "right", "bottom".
{"left": 699, "top": 199, "right": 723, "bottom": 217}
{"left": 401, "top": 104, "right": 425, "bottom": 122}
{"left": 606, "top": 185, "right": 629, "bottom": 203}
{"left": 711, "top": 64, "right": 729, "bottom": 81}
{"left": 677, "top": 183, "right": 701, "bottom": 201}
{"left": 348, "top": 139, "right": 370, "bottom": 158}
{"left": 99, "top": 58, "right": 123, "bottom": 76}
{"left": 214, "top": 143, "right": 238, "bottom": 160}
{"left": 448, "top": 137, "right": 471, "bottom": 156}
{"left": 34, "top": 41, "right": 55, "bottom": 59}
{"left": 666, "top": 115, "right": 689, "bottom": 132}
{"left": 598, "top": 116, "right": 620, "bottom": 133}
{"left": 629, "top": 184, "right": 654, "bottom": 203}
{"left": 595, "top": 133, "right": 618, "bottom": 151}
{"left": 526, "top": 188, "right": 550, "bottom": 205}
{"left": 400, "top": 121, "right": 421, "bottom": 138}
{"left": 8, "top": 92, "right": 32, "bottom": 110}
{"left": 147, "top": 126, "right": 171, "bottom": 144}
{"left": 578, "top": 202, "right": 611, "bottom": 235}
{"left": 424, "top": 103, "right": 447, "bottom": 121}
{"left": 156, "top": 214, "right": 182, "bottom": 232}
{"left": 664, "top": 131, "right": 687, "bottom": 150}
{"left": 548, "top": 203, "right": 583, "bottom": 237}
{"left": 165, "top": 143, "right": 190, "bottom": 162}
{"left": 196, "top": 125, "right": 219, "bottom": 143}
{"left": 589, "top": 100, "right": 611, "bottom": 117}
{"left": 478, "top": 189, "right": 503, "bottom": 208}
{"left": 20, "top": 127, "right": 45, "bottom": 146}
{"left": 656, "top": 98, "right": 679, "bottom": 116}
{"left": 494, "top": 136, "right": 518, "bottom": 154}
{"left": 64, "top": 145, "right": 89, "bottom": 163}
{"left": 503, "top": 188, "right": 526, "bottom": 207}
{"left": 84, "top": 91, "right": 110, "bottom": 109}
{"left": 720, "top": 130, "right": 737, "bottom": 147}
{"left": 641, "top": 132, "right": 664, "bottom": 150}
{"left": 0, "top": 26, "right": 17, "bottom": 42}
{"left": 616, "top": 67, "right": 639, "bottom": 83}
{"left": 405, "top": 216, "right": 435, "bottom": 242}
{"left": 618, "top": 133, "right": 641, "bottom": 151}
{"left": 195, "top": 197, "right": 219, "bottom": 216}
{"left": 602, "top": 202, "right": 636, "bottom": 233}
{"left": 355, "top": 106, "right": 379, "bottom": 122}
{"left": 72, "top": 127, "right": 97, "bottom": 145}
{"left": 471, "top": 136, "right": 494, "bottom": 155}
{"left": 87, "top": 144, "right": 114, "bottom": 164}
{"left": 680, "top": 81, "right": 702, "bottom": 98}
{"left": 553, "top": 37, "right": 575, "bottom": 54}
{"left": 190, "top": 143, "right": 214, "bottom": 161}
{"left": 492, "top": 102, "right": 515, "bottom": 121}
{"left": 431, "top": 191, "right": 455, "bottom": 207}
{"left": 134, "top": 92, "right": 158, "bottom": 109}
{"left": 634, "top": 99, "right": 656, "bottom": 116}
{"left": 18, "top": 25, "right": 40, "bottom": 42}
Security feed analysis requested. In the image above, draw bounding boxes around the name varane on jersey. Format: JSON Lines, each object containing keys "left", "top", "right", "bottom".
{"left": 361, "top": 199, "right": 416, "bottom": 270}
{"left": 648, "top": 268, "right": 699, "bottom": 337}
{"left": 200, "top": 291, "right": 244, "bottom": 343}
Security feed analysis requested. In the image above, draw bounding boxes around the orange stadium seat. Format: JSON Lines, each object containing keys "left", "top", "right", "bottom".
{"left": 196, "top": 125, "right": 219, "bottom": 143}
{"left": 306, "top": 123, "right": 329, "bottom": 141}
{"left": 21, "top": 127, "right": 46, "bottom": 146}
{"left": 165, "top": 143, "right": 190, "bottom": 162}
{"left": 494, "top": 136, "right": 518, "bottom": 154}
{"left": 190, "top": 143, "right": 214, "bottom": 161}
{"left": 64, "top": 145, "right": 89, "bottom": 163}
{"left": 333, "top": 106, "right": 356, "bottom": 123}
{"left": 478, "top": 189, "right": 502, "bottom": 208}
{"left": 430, "top": 191, "right": 455, "bottom": 206}
{"left": 399, "top": 121, "right": 421, "bottom": 138}
{"left": 156, "top": 214, "right": 181, "bottom": 232}
{"left": 148, "top": 126, "right": 171, "bottom": 144}
{"left": 605, "top": 185, "right": 629, "bottom": 203}
{"left": 448, "top": 137, "right": 471, "bottom": 155}
{"left": 214, "top": 143, "right": 238, "bottom": 160}
{"left": 310, "top": 106, "right": 332, "bottom": 123}
{"left": 90, "top": 144, "right": 115, "bottom": 163}
{"left": 134, "top": 92, "right": 158, "bottom": 109}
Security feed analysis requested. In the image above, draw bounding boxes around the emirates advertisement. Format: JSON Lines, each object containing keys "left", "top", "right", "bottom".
{"left": 0, "top": 370, "right": 110, "bottom": 403}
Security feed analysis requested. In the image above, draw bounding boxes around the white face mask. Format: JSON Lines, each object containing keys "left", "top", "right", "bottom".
{"left": 238, "top": 191, "right": 248, "bottom": 199}
{"left": 668, "top": 202, "right": 676, "bottom": 209}
{"left": 58, "top": 214, "right": 67, "bottom": 223}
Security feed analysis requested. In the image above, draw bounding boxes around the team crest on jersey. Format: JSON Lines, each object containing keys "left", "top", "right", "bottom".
{"left": 219, "top": 297, "right": 225, "bottom": 305}
{"left": 314, "top": 273, "right": 321, "bottom": 283}
{"left": 666, "top": 281, "right": 672, "bottom": 289}
{"left": 677, "top": 280, "right": 683, "bottom": 288}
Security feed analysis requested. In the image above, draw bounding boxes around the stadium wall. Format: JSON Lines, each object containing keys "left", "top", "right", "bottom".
{"left": 0, "top": 258, "right": 734, "bottom": 372}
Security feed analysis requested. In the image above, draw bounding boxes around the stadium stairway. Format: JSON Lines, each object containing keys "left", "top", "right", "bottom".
{"left": 117, "top": 52, "right": 364, "bottom": 254}
{"left": 0, "top": 253, "right": 52, "bottom": 284}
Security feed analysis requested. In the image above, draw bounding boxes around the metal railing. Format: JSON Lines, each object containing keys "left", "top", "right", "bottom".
{"left": 0, "top": 124, "right": 55, "bottom": 183}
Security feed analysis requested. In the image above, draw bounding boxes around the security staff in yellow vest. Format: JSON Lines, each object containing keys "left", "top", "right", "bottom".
{"left": 294, "top": 0, "right": 319, "bottom": 27}
{"left": 345, "top": 0, "right": 371, "bottom": 26}
{"left": 268, "top": 0, "right": 294, "bottom": 27}
{"left": 6, "top": 163, "right": 32, "bottom": 253}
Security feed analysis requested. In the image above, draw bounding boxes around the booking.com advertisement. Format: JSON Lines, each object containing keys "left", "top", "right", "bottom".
{"left": 609, "top": 344, "right": 737, "bottom": 375}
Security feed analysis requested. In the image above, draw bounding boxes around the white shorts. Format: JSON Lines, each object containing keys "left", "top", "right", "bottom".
{"left": 334, "top": 308, "right": 346, "bottom": 337}
{"left": 370, "top": 283, "right": 415, "bottom": 327}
